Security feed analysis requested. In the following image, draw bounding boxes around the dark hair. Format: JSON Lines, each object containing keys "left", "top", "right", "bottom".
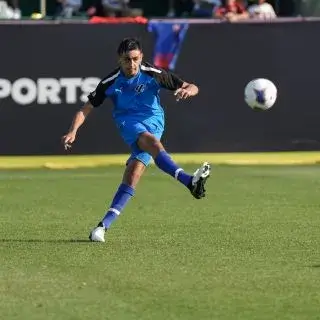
{"left": 117, "top": 38, "right": 142, "bottom": 56}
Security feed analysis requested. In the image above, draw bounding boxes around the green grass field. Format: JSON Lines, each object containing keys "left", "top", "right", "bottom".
{"left": 1, "top": 163, "right": 320, "bottom": 319}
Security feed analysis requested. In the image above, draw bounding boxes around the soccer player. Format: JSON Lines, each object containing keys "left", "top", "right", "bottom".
{"left": 61, "top": 38, "right": 211, "bottom": 243}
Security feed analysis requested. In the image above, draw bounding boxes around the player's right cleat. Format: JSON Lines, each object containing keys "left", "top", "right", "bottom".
{"left": 188, "top": 162, "right": 211, "bottom": 199}
{"left": 89, "top": 223, "right": 106, "bottom": 242}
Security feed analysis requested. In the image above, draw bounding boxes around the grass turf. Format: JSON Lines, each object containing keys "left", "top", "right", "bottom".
{"left": 1, "top": 165, "right": 320, "bottom": 319}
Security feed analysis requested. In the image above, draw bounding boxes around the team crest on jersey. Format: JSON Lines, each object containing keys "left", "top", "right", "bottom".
{"left": 135, "top": 84, "right": 146, "bottom": 93}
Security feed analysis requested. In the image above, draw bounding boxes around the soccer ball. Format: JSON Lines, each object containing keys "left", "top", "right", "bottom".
{"left": 244, "top": 78, "right": 277, "bottom": 110}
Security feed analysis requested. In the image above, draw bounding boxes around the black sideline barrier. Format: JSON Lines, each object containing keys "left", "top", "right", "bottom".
{"left": 1, "top": 22, "right": 320, "bottom": 155}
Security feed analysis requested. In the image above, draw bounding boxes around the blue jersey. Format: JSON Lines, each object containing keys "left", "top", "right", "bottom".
{"left": 87, "top": 62, "right": 184, "bottom": 123}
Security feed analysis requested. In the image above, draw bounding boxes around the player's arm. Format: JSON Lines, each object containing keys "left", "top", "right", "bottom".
{"left": 156, "top": 69, "right": 199, "bottom": 101}
{"left": 61, "top": 81, "right": 106, "bottom": 150}
{"left": 175, "top": 81, "right": 199, "bottom": 101}
{"left": 61, "top": 102, "right": 94, "bottom": 150}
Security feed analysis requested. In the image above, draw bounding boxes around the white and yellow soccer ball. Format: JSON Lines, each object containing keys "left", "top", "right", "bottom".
{"left": 244, "top": 78, "right": 277, "bottom": 110}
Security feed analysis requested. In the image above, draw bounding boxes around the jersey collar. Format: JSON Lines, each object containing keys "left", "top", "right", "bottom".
{"left": 119, "top": 68, "right": 141, "bottom": 83}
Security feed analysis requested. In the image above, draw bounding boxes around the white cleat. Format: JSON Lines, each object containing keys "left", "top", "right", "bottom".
{"left": 189, "top": 162, "right": 211, "bottom": 199}
{"left": 89, "top": 226, "right": 106, "bottom": 243}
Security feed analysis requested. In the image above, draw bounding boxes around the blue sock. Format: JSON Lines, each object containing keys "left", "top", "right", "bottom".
{"left": 101, "top": 183, "right": 135, "bottom": 229}
{"left": 154, "top": 150, "right": 192, "bottom": 187}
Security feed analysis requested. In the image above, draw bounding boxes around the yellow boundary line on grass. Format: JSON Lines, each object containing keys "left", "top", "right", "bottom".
{"left": 0, "top": 152, "right": 320, "bottom": 169}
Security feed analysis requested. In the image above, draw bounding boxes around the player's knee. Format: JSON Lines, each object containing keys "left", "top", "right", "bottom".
{"left": 138, "top": 132, "right": 163, "bottom": 156}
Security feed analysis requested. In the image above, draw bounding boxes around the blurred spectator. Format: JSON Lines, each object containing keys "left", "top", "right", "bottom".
{"left": 167, "top": 0, "right": 222, "bottom": 18}
{"left": 87, "top": 0, "right": 143, "bottom": 17}
{"left": 214, "top": 0, "right": 249, "bottom": 21}
{"left": 167, "top": 0, "right": 176, "bottom": 17}
{"left": 248, "top": 0, "right": 277, "bottom": 19}
{"left": 192, "top": 0, "right": 221, "bottom": 17}
{"left": 54, "top": 0, "right": 82, "bottom": 19}
{"left": 2, "top": 0, "right": 21, "bottom": 19}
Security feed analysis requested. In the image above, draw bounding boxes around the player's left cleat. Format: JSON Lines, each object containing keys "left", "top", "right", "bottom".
{"left": 89, "top": 223, "right": 106, "bottom": 242}
{"left": 188, "top": 162, "right": 211, "bottom": 199}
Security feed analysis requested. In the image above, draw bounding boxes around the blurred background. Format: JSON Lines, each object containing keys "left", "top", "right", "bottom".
{"left": 0, "top": 0, "right": 318, "bottom": 20}
{"left": 1, "top": 0, "right": 320, "bottom": 157}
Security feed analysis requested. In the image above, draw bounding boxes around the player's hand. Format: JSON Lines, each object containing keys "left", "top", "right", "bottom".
{"left": 224, "top": 12, "right": 233, "bottom": 21}
{"left": 61, "top": 132, "right": 76, "bottom": 151}
{"left": 174, "top": 88, "right": 192, "bottom": 101}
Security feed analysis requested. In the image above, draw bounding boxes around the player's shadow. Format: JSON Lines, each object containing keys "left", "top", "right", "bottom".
{"left": 0, "top": 239, "right": 90, "bottom": 243}
{"left": 310, "top": 264, "right": 320, "bottom": 268}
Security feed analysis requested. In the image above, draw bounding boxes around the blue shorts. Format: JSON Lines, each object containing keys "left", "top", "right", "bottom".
{"left": 116, "top": 116, "right": 164, "bottom": 166}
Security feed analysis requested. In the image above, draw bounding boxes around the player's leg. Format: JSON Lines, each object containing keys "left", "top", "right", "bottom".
{"left": 137, "top": 132, "right": 210, "bottom": 199}
{"left": 89, "top": 120, "right": 157, "bottom": 242}
{"left": 100, "top": 159, "right": 145, "bottom": 228}
{"left": 89, "top": 159, "right": 146, "bottom": 242}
